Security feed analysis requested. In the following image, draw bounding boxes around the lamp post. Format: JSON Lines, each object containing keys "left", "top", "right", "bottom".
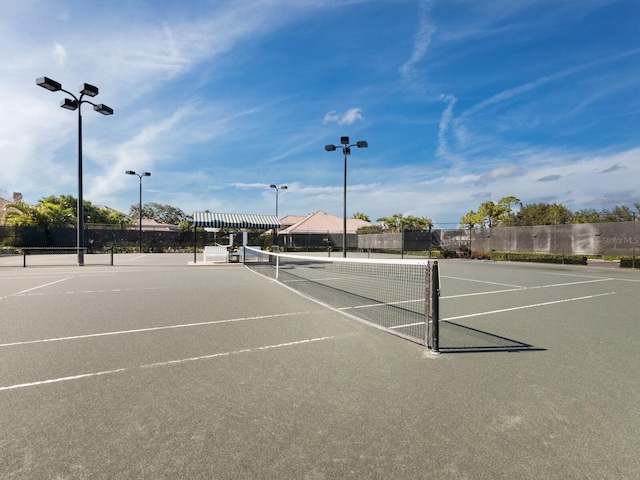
{"left": 36, "top": 77, "right": 113, "bottom": 266}
{"left": 269, "top": 184, "right": 287, "bottom": 247}
{"left": 125, "top": 170, "right": 151, "bottom": 252}
{"left": 324, "top": 136, "right": 368, "bottom": 257}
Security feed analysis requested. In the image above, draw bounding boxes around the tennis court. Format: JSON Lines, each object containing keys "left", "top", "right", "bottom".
{"left": 1, "top": 254, "right": 639, "bottom": 479}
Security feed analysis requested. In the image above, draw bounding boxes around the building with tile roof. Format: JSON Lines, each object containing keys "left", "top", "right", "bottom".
{"left": 277, "top": 210, "right": 372, "bottom": 250}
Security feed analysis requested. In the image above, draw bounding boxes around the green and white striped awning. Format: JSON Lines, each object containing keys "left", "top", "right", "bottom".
{"left": 192, "top": 212, "right": 280, "bottom": 229}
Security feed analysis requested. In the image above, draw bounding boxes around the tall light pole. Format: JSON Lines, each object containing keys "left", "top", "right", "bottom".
{"left": 324, "top": 136, "right": 368, "bottom": 257}
{"left": 36, "top": 77, "right": 113, "bottom": 266}
{"left": 125, "top": 170, "right": 151, "bottom": 252}
{"left": 270, "top": 184, "right": 287, "bottom": 247}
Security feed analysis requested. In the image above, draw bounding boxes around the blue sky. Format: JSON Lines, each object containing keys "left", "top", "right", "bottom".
{"left": 1, "top": 0, "right": 639, "bottom": 226}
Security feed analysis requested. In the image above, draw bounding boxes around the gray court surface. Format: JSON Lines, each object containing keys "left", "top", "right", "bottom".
{"left": 1, "top": 253, "right": 639, "bottom": 479}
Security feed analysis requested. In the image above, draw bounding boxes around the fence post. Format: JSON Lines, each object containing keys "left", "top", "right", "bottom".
{"left": 110, "top": 246, "right": 114, "bottom": 266}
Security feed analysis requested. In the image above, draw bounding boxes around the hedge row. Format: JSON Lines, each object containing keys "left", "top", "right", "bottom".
{"left": 619, "top": 257, "right": 640, "bottom": 269}
{"left": 487, "top": 251, "right": 587, "bottom": 264}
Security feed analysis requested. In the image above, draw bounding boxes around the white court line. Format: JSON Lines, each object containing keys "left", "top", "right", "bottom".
{"left": 0, "top": 277, "right": 72, "bottom": 301}
{"left": 442, "top": 275, "right": 523, "bottom": 288}
{"left": 442, "top": 291, "right": 616, "bottom": 322}
{"left": 0, "top": 311, "right": 315, "bottom": 348}
{"left": 441, "top": 277, "right": 614, "bottom": 299}
{"left": 0, "top": 336, "right": 336, "bottom": 392}
{"left": 127, "top": 254, "right": 148, "bottom": 262}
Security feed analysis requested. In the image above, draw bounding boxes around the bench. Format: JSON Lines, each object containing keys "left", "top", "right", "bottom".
{"left": 204, "top": 245, "right": 230, "bottom": 263}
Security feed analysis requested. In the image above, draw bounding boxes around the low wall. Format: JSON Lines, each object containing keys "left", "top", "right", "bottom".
{"left": 358, "top": 221, "right": 640, "bottom": 256}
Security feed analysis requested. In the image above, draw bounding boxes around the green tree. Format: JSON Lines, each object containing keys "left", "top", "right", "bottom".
{"left": 352, "top": 212, "right": 370, "bottom": 222}
{"left": 130, "top": 202, "right": 188, "bottom": 225}
{"left": 376, "top": 214, "right": 432, "bottom": 232}
{"left": 516, "top": 202, "right": 571, "bottom": 226}
{"left": 602, "top": 206, "right": 634, "bottom": 222}
{"left": 571, "top": 208, "right": 601, "bottom": 224}
{"left": 459, "top": 210, "right": 484, "bottom": 229}
{"left": 459, "top": 196, "right": 521, "bottom": 228}
{"left": 5, "top": 195, "right": 130, "bottom": 228}
{"left": 4, "top": 201, "right": 74, "bottom": 228}
{"left": 4, "top": 202, "right": 37, "bottom": 226}
{"left": 496, "top": 196, "right": 521, "bottom": 226}
{"left": 40, "top": 195, "right": 129, "bottom": 225}
{"left": 356, "top": 225, "right": 383, "bottom": 234}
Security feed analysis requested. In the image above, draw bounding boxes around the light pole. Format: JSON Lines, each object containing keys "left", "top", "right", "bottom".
{"left": 36, "top": 77, "right": 113, "bottom": 266}
{"left": 125, "top": 170, "right": 151, "bottom": 252}
{"left": 324, "top": 136, "right": 368, "bottom": 257}
{"left": 269, "top": 184, "right": 287, "bottom": 247}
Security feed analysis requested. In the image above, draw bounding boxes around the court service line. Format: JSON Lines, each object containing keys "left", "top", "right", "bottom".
{"left": 442, "top": 291, "right": 616, "bottom": 322}
{"left": 0, "top": 336, "right": 337, "bottom": 392}
{"left": 442, "top": 277, "right": 614, "bottom": 299}
{"left": 0, "top": 311, "right": 316, "bottom": 348}
{"left": 0, "top": 277, "right": 72, "bottom": 301}
{"left": 442, "top": 275, "right": 523, "bottom": 288}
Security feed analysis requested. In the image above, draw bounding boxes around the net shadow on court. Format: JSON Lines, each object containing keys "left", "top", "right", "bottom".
{"left": 438, "top": 320, "right": 546, "bottom": 354}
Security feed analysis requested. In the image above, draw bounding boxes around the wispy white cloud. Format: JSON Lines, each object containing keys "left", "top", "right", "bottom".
{"left": 436, "top": 94, "right": 457, "bottom": 158}
{"left": 399, "top": 0, "right": 436, "bottom": 91}
{"left": 1, "top": 0, "right": 639, "bottom": 226}
{"left": 323, "top": 108, "right": 364, "bottom": 125}
{"left": 52, "top": 43, "right": 67, "bottom": 67}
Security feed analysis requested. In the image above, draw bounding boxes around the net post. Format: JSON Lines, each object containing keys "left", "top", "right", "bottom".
{"left": 424, "top": 262, "right": 431, "bottom": 346}
{"left": 431, "top": 261, "right": 440, "bottom": 353}
{"left": 23, "top": 249, "right": 26, "bottom": 268}
{"left": 275, "top": 253, "right": 280, "bottom": 280}
{"left": 110, "top": 245, "right": 114, "bottom": 266}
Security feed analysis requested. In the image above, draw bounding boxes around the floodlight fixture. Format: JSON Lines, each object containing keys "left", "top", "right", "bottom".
{"left": 125, "top": 170, "right": 152, "bottom": 252}
{"left": 36, "top": 75, "right": 114, "bottom": 265}
{"left": 94, "top": 104, "right": 113, "bottom": 115}
{"left": 60, "top": 98, "right": 79, "bottom": 111}
{"left": 36, "top": 76, "right": 62, "bottom": 92}
{"left": 270, "top": 184, "right": 288, "bottom": 244}
{"left": 324, "top": 136, "right": 369, "bottom": 257}
{"left": 79, "top": 83, "right": 99, "bottom": 97}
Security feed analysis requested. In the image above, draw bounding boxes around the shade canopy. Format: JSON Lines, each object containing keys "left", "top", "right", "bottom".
{"left": 193, "top": 212, "right": 280, "bottom": 229}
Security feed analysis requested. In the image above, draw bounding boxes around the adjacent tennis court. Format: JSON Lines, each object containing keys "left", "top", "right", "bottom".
{"left": 1, "top": 254, "right": 639, "bottom": 479}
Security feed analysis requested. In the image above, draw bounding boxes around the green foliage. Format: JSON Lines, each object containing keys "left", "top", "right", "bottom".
{"left": 178, "top": 220, "right": 193, "bottom": 231}
{"left": 459, "top": 196, "right": 521, "bottom": 228}
{"left": 462, "top": 196, "right": 639, "bottom": 227}
{"left": 130, "top": 202, "right": 188, "bottom": 225}
{"left": 39, "top": 195, "right": 130, "bottom": 225}
{"left": 352, "top": 212, "right": 370, "bottom": 222}
{"left": 620, "top": 257, "right": 640, "bottom": 269}
{"left": 516, "top": 202, "right": 572, "bottom": 226}
{"left": 376, "top": 213, "right": 432, "bottom": 232}
{"left": 4, "top": 195, "right": 130, "bottom": 228}
{"left": 356, "top": 225, "right": 383, "bottom": 234}
{"left": 489, "top": 251, "right": 587, "bottom": 265}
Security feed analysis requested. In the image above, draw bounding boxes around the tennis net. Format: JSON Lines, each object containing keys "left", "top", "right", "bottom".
{"left": 243, "top": 247, "right": 439, "bottom": 350}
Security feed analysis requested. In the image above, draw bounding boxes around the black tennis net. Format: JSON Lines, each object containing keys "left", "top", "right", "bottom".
{"left": 243, "top": 247, "right": 439, "bottom": 350}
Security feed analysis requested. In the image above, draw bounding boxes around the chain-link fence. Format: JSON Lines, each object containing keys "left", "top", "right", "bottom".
{"left": 0, "top": 225, "right": 271, "bottom": 253}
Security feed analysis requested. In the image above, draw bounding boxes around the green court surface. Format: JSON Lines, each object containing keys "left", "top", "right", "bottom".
{"left": 1, "top": 254, "right": 639, "bottom": 479}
